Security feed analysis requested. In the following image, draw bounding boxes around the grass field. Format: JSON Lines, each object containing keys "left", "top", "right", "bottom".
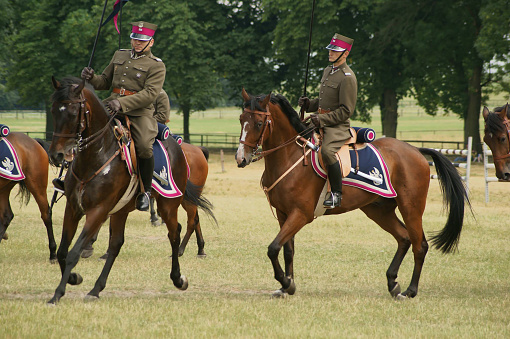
{"left": 1, "top": 148, "right": 509, "bottom": 337}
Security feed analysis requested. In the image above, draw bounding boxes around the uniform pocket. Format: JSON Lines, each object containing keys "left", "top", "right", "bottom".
{"left": 132, "top": 65, "right": 148, "bottom": 82}
{"left": 113, "top": 59, "right": 126, "bottom": 75}
{"left": 326, "top": 81, "right": 340, "bottom": 89}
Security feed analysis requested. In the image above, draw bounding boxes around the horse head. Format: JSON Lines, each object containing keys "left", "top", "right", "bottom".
{"left": 483, "top": 103, "right": 510, "bottom": 181}
{"left": 49, "top": 76, "right": 107, "bottom": 165}
{"left": 236, "top": 88, "right": 272, "bottom": 167}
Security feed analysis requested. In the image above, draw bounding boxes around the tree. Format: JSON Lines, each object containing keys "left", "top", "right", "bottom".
{"left": 403, "top": 0, "right": 510, "bottom": 154}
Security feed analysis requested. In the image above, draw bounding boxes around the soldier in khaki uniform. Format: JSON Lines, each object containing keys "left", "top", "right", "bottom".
{"left": 299, "top": 33, "right": 357, "bottom": 208}
{"left": 153, "top": 89, "right": 171, "bottom": 124}
{"left": 81, "top": 21, "right": 165, "bottom": 211}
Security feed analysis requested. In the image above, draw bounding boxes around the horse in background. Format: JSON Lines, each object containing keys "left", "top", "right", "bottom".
{"left": 482, "top": 103, "right": 510, "bottom": 181}
{"left": 236, "top": 89, "right": 471, "bottom": 299}
{"left": 0, "top": 132, "right": 56, "bottom": 262}
{"left": 47, "top": 76, "right": 196, "bottom": 304}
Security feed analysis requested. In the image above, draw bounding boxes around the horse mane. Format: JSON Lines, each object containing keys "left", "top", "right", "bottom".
{"left": 485, "top": 110, "right": 506, "bottom": 135}
{"left": 50, "top": 76, "right": 100, "bottom": 103}
{"left": 245, "top": 93, "right": 313, "bottom": 139}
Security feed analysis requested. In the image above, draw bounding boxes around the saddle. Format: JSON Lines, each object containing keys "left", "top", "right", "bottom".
{"left": 317, "top": 127, "right": 359, "bottom": 177}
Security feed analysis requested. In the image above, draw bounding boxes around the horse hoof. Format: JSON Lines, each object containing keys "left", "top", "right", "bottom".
{"left": 69, "top": 273, "right": 83, "bottom": 285}
{"left": 390, "top": 283, "right": 401, "bottom": 298}
{"left": 2, "top": 232, "right": 8, "bottom": 240}
{"left": 151, "top": 219, "right": 162, "bottom": 227}
{"left": 284, "top": 279, "right": 296, "bottom": 295}
{"left": 177, "top": 276, "right": 188, "bottom": 290}
{"left": 81, "top": 248, "right": 94, "bottom": 258}
{"left": 49, "top": 258, "right": 58, "bottom": 265}
{"left": 84, "top": 294, "right": 100, "bottom": 302}
{"left": 196, "top": 254, "right": 207, "bottom": 259}
{"left": 271, "top": 289, "right": 287, "bottom": 299}
{"left": 47, "top": 297, "right": 58, "bottom": 306}
{"left": 395, "top": 293, "right": 408, "bottom": 301}
{"left": 99, "top": 253, "right": 108, "bottom": 260}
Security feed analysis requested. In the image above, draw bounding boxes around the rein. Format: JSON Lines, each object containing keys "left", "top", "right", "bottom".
{"left": 492, "top": 116, "right": 510, "bottom": 161}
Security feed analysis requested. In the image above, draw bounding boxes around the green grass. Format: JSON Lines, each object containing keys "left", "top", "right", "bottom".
{"left": 1, "top": 153, "right": 509, "bottom": 338}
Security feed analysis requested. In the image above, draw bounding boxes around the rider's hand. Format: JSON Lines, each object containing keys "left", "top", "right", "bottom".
{"left": 81, "top": 67, "right": 95, "bottom": 80}
{"left": 298, "top": 96, "right": 310, "bottom": 110}
{"left": 107, "top": 99, "right": 122, "bottom": 113}
{"left": 310, "top": 114, "right": 320, "bottom": 128}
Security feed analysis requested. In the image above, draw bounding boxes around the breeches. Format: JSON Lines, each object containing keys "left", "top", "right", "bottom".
{"left": 126, "top": 115, "right": 158, "bottom": 159}
{"left": 321, "top": 136, "right": 349, "bottom": 166}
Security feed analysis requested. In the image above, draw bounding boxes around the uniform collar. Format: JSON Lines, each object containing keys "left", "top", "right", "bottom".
{"left": 131, "top": 49, "right": 152, "bottom": 60}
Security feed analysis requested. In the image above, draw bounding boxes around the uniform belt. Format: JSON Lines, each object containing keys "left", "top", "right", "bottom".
{"left": 113, "top": 87, "right": 137, "bottom": 96}
{"left": 318, "top": 108, "right": 331, "bottom": 114}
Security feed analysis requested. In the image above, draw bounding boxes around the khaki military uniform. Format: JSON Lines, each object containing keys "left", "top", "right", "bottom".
{"left": 89, "top": 49, "right": 166, "bottom": 158}
{"left": 153, "top": 90, "right": 171, "bottom": 124}
{"left": 307, "top": 62, "right": 357, "bottom": 166}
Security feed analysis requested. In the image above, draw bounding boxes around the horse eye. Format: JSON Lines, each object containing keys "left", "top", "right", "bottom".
{"left": 257, "top": 121, "right": 263, "bottom": 128}
{"left": 500, "top": 137, "right": 507, "bottom": 144}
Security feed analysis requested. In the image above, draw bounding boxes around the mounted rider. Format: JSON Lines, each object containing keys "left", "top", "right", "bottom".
{"left": 81, "top": 21, "right": 165, "bottom": 211}
{"left": 298, "top": 33, "right": 358, "bottom": 208}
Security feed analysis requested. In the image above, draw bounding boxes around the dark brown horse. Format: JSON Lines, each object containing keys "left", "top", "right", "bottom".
{"left": 236, "top": 90, "right": 470, "bottom": 299}
{"left": 47, "top": 76, "right": 193, "bottom": 304}
{"left": 482, "top": 103, "right": 510, "bottom": 181}
{"left": 0, "top": 132, "right": 56, "bottom": 262}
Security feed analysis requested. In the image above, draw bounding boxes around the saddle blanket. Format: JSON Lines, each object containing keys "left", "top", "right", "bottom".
{"left": 151, "top": 139, "right": 188, "bottom": 198}
{"left": 0, "top": 137, "right": 25, "bottom": 181}
{"left": 311, "top": 142, "right": 397, "bottom": 198}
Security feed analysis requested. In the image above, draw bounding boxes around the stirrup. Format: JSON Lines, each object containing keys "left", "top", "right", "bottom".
{"left": 136, "top": 192, "right": 151, "bottom": 211}
{"left": 323, "top": 192, "right": 342, "bottom": 208}
{"left": 52, "top": 178, "right": 65, "bottom": 193}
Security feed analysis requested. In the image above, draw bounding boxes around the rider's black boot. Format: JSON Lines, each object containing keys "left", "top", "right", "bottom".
{"left": 136, "top": 156, "right": 154, "bottom": 211}
{"left": 323, "top": 162, "right": 342, "bottom": 209}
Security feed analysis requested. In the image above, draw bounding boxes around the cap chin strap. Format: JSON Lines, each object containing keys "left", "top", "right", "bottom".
{"left": 133, "top": 38, "right": 153, "bottom": 56}
{"left": 332, "top": 50, "right": 346, "bottom": 65}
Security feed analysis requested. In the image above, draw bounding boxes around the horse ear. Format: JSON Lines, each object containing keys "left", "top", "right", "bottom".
{"left": 74, "top": 77, "right": 86, "bottom": 94}
{"left": 241, "top": 87, "right": 250, "bottom": 102}
{"left": 482, "top": 106, "right": 490, "bottom": 120}
{"left": 505, "top": 103, "right": 509, "bottom": 119}
{"left": 261, "top": 92, "right": 272, "bottom": 109}
{"left": 51, "top": 76, "right": 61, "bottom": 89}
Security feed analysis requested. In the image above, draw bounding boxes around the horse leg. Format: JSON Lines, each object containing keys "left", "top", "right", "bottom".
{"left": 0, "top": 193, "right": 14, "bottom": 242}
{"left": 159, "top": 200, "right": 188, "bottom": 290}
{"left": 268, "top": 210, "right": 306, "bottom": 297}
{"left": 86, "top": 212, "right": 128, "bottom": 300}
{"left": 30, "top": 185, "right": 56, "bottom": 263}
{"left": 48, "top": 207, "right": 105, "bottom": 305}
{"left": 361, "top": 202, "right": 411, "bottom": 299}
{"left": 150, "top": 197, "right": 161, "bottom": 226}
{"left": 178, "top": 202, "right": 205, "bottom": 257}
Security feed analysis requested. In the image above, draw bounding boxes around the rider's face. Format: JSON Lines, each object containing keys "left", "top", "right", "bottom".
{"left": 131, "top": 38, "right": 154, "bottom": 53}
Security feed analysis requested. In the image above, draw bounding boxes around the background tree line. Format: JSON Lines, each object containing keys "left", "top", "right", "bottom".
{"left": 0, "top": 0, "right": 508, "bottom": 152}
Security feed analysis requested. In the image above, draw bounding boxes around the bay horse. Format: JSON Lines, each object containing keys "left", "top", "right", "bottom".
{"left": 0, "top": 132, "right": 56, "bottom": 262}
{"left": 47, "top": 76, "right": 192, "bottom": 304}
{"left": 236, "top": 89, "right": 470, "bottom": 299}
{"left": 482, "top": 103, "right": 510, "bottom": 181}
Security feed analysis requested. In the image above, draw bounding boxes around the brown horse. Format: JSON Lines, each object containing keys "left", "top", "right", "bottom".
{"left": 482, "top": 103, "right": 510, "bottom": 181}
{"left": 0, "top": 132, "right": 56, "bottom": 262}
{"left": 236, "top": 90, "right": 470, "bottom": 299}
{"left": 47, "top": 76, "right": 194, "bottom": 304}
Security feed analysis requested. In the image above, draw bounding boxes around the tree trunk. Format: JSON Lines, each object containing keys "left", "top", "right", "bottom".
{"left": 44, "top": 100, "right": 53, "bottom": 141}
{"left": 182, "top": 104, "right": 191, "bottom": 143}
{"left": 379, "top": 89, "right": 399, "bottom": 138}
{"left": 464, "top": 63, "right": 483, "bottom": 155}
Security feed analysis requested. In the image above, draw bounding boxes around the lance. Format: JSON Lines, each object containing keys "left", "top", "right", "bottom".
{"left": 88, "top": 0, "right": 109, "bottom": 68}
{"left": 299, "top": 0, "right": 317, "bottom": 121}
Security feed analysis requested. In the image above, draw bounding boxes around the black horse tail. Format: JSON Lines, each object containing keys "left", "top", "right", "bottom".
{"left": 198, "top": 146, "right": 210, "bottom": 161}
{"left": 15, "top": 180, "right": 31, "bottom": 206}
{"left": 183, "top": 180, "right": 217, "bottom": 225}
{"left": 419, "top": 148, "right": 472, "bottom": 253}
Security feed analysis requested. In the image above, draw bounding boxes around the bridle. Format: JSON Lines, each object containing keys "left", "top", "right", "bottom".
{"left": 491, "top": 115, "right": 510, "bottom": 161}
{"left": 240, "top": 106, "right": 315, "bottom": 162}
{"left": 52, "top": 88, "right": 117, "bottom": 152}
